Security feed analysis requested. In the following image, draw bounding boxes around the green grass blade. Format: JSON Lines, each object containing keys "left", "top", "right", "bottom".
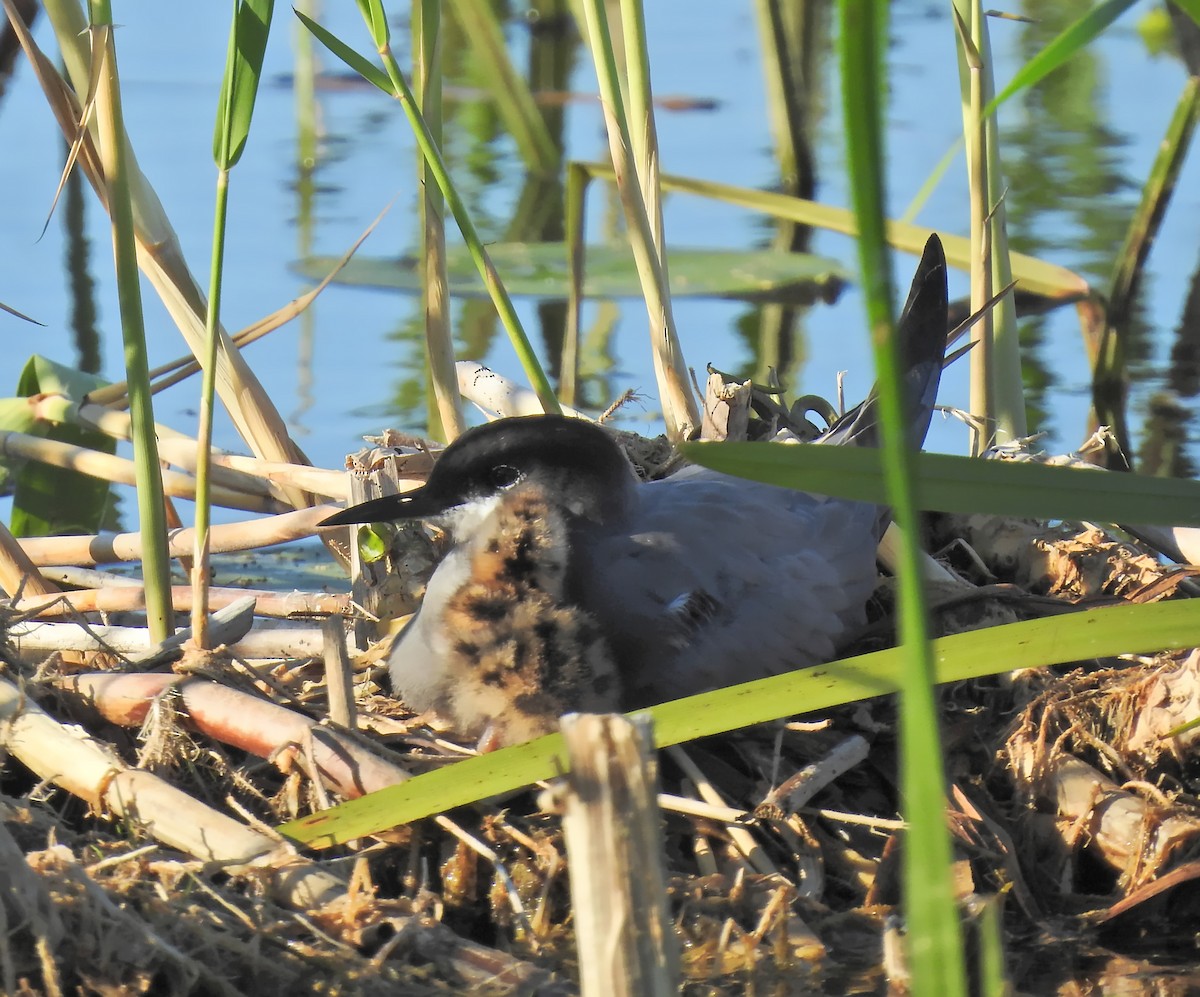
{"left": 279, "top": 599, "right": 1200, "bottom": 846}
{"left": 213, "top": 0, "right": 274, "bottom": 169}
{"left": 294, "top": 10, "right": 391, "bottom": 92}
{"left": 839, "top": 0, "right": 965, "bottom": 989}
{"left": 682, "top": 442, "right": 1200, "bottom": 527}
{"left": 577, "top": 0, "right": 699, "bottom": 439}
{"left": 985, "top": 0, "right": 1139, "bottom": 116}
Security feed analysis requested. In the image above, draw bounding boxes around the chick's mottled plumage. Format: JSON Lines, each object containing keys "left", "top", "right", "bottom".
{"left": 436, "top": 486, "right": 619, "bottom": 746}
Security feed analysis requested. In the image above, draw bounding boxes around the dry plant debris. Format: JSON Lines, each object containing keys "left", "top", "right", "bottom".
{"left": 2, "top": 456, "right": 1200, "bottom": 993}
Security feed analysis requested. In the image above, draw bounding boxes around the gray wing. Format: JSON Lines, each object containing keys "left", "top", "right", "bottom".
{"left": 575, "top": 472, "right": 881, "bottom": 705}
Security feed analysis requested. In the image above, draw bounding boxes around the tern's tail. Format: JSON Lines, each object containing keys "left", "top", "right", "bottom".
{"left": 820, "top": 233, "right": 949, "bottom": 451}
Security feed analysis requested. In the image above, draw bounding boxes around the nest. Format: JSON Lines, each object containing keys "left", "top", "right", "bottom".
{"left": 4, "top": 449, "right": 1200, "bottom": 994}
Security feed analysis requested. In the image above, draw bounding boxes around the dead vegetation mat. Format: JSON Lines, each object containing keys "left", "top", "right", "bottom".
{"left": 4, "top": 511, "right": 1200, "bottom": 994}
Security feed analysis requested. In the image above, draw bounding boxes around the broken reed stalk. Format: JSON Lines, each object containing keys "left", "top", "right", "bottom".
{"left": 0, "top": 520, "right": 57, "bottom": 598}
{"left": 8, "top": 623, "right": 328, "bottom": 661}
{"left": 322, "top": 615, "right": 356, "bottom": 729}
{"left": 0, "top": 429, "right": 285, "bottom": 514}
{"left": 15, "top": 504, "right": 337, "bottom": 567}
{"left": 0, "top": 674, "right": 343, "bottom": 908}
{"left": 8, "top": 585, "right": 350, "bottom": 619}
{"left": 559, "top": 713, "right": 677, "bottom": 996}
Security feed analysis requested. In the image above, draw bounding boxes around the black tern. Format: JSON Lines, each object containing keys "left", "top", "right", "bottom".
{"left": 323, "top": 235, "right": 949, "bottom": 746}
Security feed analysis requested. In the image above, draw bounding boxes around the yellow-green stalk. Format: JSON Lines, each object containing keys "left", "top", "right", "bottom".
{"left": 87, "top": 0, "right": 173, "bottom": 642}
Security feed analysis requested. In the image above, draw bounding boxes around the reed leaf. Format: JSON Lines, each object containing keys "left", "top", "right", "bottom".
{"left": 213, "top": 0, "right": 273, "bottom": 169}
{"left": 193, "top": 0, "right": 275, "bottom": 648}
{"left": 4, "top": 357, "right": 115, "bottom": 538}
{"left": 280, "top": 600, "right": 1200, "bottom": 846}
{"left": 839, "top": 2, "right": 965, "bottom": 990}
{"left": 985, "top": 0, "right": 1139, "bottom": 115}
{"left": 682, "top": 441, "right": 1200, "bottom": 527}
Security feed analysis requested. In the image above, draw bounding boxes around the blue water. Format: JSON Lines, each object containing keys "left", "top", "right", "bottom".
{"left": 0, "top": 4, "right": 1196, "bottom": 527}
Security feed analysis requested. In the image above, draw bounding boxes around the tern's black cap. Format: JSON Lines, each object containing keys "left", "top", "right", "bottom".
{"left": 320, "top": 415, "right": 634, "bottom": 529}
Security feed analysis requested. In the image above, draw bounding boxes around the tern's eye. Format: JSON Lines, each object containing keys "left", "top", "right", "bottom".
{"left": 487, "top": 464, "right": 521, "bottom": 489}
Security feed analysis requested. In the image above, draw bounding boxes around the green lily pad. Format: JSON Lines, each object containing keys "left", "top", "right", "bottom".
{"left": 294, "top": 242, "right": 849, "bottom": 304}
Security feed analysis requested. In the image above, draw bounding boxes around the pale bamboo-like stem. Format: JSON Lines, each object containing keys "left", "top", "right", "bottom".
{"left": 413, "top": 0, "right": 465, "bottom": 440}
{"left": 0, "top": 520, "right": 57, "bottom": 598}
{"left": 11, "top": 585, "right": 351, "bottom": 620}
{"left": 457, "top": 361, "right": 588, "bottom": 420}
{"left": 0, "top": 430, "right": 283, "bottom": 514}
{"left": 16, "top": 504, "right": 337, "bottom": 567}
{"left": 0, "top": 674, "right": 344, "bottom": 909}
{"left": 619, "top": 0, "right": 665, "bottom": 254}
{"left": 74, "top": 401, "right": 346, "bottom": 498}
{"left": 953, "top": 8, "right": 993, "bottom": 456}
{"left": 9, "top": 623, "right": 328, "bottom": 661}
{"left": 577, "top": 0, "right": 697, "bottom": 439}
{"left": 951, "top": 0, "right": 1023, "bottom": 445}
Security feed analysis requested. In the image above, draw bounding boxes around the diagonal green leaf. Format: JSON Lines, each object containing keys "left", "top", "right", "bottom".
{"left": 294, "top": 9, "right": 392, "bottom": 95}
{"left": 279, "top": 600, "right": 1200, "bottom": 847}
{"left": 578, "top": 162, "right": 1089, "bottom": 300}
{"left": 986, "top": 0, "right": 1139, "bottom": 116}
{"left": 1174, "top": 0, "right": 1200, "bottom": 27}
{"left": 681, "top": 441, "right": 1200, "bottom": 527}
{"left": 214, "top": 0, "right": 275, "bottom": 169}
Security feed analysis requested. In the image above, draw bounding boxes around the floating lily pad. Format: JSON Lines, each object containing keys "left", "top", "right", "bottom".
{"left": 294, "top": 242, "right": 849, "bottom": 304}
